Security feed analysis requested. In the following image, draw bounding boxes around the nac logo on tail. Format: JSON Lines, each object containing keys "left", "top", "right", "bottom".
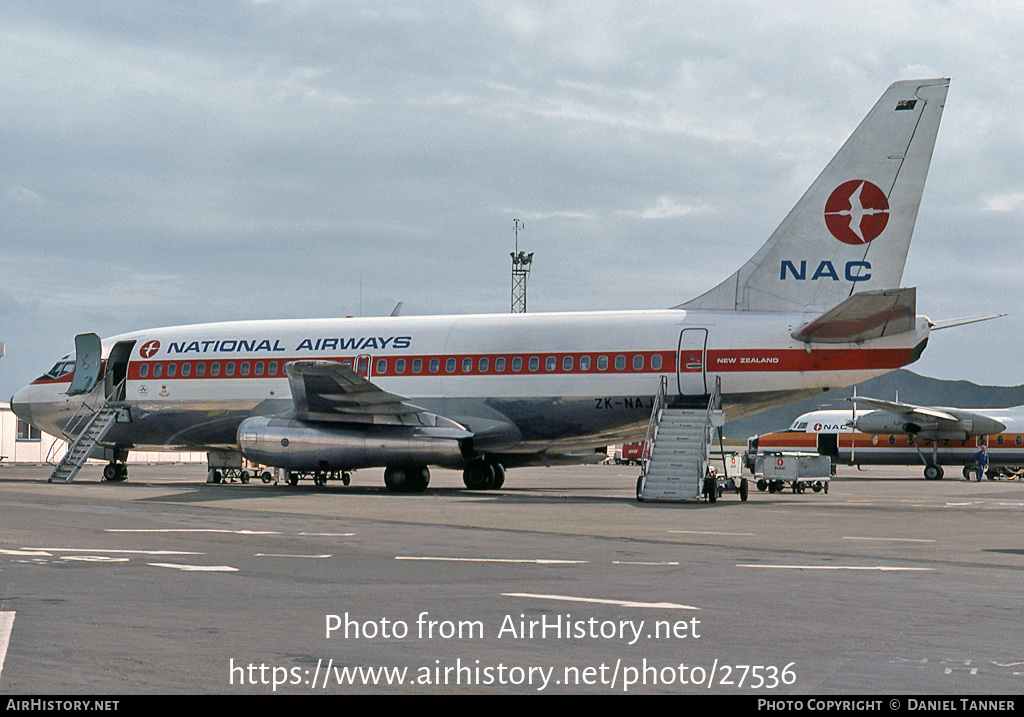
{"left": 781, "top": 180, "right": 889, "bottom": 282}
{"left": 824, "top": 180, "right": 890, "bottom": 245}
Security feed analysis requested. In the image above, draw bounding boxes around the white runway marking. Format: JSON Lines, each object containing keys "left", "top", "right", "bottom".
{"left": 255, "top": 554, "right": 332, "bottom": 559}
{"left": 148, "top": 563, "right": 238, "bottom": 572}
{"left": 298, "top": 532, "right": 355, "bottom": 537}
{"left": 25, "top": 548, "right": 201, "bottom": 555}
{"left": 843, "top": 536, "right": 937, "bottom": 543}
{"left": 613, "top": 561, "right": 680, "bottom": 566}
{"left": 0, "top": 612, "right": 13, "bottom": 685}
{"left": 396, "top": 557, "right": 587, "bottom": 564}
{"left": 107, "top": 529, "right": 281, "bottom": 535}
{"left": 670, "top": 530, "right": 755, "bottom": 536}
{"left": 738, "top": 564, "right": 933, "bottom": 571}
{"left": 503, "top": 592, "right": 699, "bottom": 610}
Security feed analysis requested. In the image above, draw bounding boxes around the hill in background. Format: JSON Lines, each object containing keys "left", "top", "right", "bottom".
{"left": 724, "top": 370, "right": 1024, "bottom": 441}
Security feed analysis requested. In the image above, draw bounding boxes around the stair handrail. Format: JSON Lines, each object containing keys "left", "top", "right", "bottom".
{"left": 701, "top": 375, "right": 723, "bottom": 479}
{"left": 45, "top": 379, "right": 125, "bottom": 466}
{"left": 640, "top": 375, "right": 669, "bottom": 474}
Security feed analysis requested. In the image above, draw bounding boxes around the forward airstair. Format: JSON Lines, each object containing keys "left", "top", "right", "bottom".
{"left": 636, "top": 376, "right": 723, "bottom": 502}
{"left": 47, "top": 381, "right": 123, "bottom": 483}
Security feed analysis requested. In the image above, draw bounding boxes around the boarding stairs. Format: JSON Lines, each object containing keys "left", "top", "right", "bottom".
{"left": 47, "top": 382, "right": 122, "bottom": 483}
{"left": 637, "top": 376, "right": 722, "bottom": 502}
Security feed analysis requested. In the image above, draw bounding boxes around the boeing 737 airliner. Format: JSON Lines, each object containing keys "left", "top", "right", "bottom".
{"left": 11, "top": 79, "right": 949, "bottom": 492}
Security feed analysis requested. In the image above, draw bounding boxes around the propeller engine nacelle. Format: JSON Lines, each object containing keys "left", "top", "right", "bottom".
{"left": 237, "top": 415, "right": 467, "bottom": 471}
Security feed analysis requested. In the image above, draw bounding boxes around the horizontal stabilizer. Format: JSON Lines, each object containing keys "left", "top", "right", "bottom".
{"left": 792, "top": 288, "right": 916, "bottom": 344}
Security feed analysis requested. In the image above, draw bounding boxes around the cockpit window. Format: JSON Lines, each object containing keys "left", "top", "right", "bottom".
{"left": 46, "top": 361, "right": 75, "bottom": 379}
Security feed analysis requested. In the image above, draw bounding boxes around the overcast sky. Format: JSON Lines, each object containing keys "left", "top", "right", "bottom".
{"left": 2, "top": 1, "right": 1023, "bottom": 402}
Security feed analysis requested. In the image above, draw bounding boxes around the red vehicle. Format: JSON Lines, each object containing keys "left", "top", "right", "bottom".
{"left": 619, "top": 442, "right": 647, "bottom": 465}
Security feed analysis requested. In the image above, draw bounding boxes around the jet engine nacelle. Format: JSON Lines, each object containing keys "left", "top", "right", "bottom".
{"left": 237, "top": 416, "right": 467, "bottom": 471}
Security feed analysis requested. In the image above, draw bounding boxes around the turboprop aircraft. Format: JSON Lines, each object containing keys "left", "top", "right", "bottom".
{"left": 11, "top": 78, "right": 949, "bottom": 492}
{"left": 749, "top": 396, "right": 1024, "bottom": 480}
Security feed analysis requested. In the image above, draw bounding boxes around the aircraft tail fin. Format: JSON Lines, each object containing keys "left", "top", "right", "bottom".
{"left": 679, "top": 78, "right": 948, "bottom": 313}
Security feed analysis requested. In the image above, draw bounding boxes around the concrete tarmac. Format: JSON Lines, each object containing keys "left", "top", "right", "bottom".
{"left": 0, "top": 462, "right": 1022, "bottom": 695}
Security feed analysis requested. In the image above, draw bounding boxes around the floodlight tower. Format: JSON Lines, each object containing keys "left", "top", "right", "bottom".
{"left": 510, "top": 219, "right": 533, "bottom": 313}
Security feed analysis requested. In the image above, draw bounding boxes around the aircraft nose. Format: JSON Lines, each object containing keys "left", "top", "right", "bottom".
{"left": 10, "top": 385, "right": 35, "bottom": 425}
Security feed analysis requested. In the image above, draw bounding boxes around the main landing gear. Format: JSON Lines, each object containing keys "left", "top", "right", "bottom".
{"left": 462, "top": 458, "right": 505, "bottom": 490}
{"left": 383, "top": 464, "right": 430, "bottom": 493}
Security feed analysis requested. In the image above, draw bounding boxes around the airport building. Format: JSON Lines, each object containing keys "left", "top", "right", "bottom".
{"left": 0, "top": 402, "right": 204, "bottom": 465}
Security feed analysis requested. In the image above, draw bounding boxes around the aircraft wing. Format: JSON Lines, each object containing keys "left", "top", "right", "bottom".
{"left": 850, "top": 395, "right": 958, "bottom": 422}
{"left": 285, "top": 360, "right": 470, "bottom": 434}
{"left": 850, "top": 395, "right": 1008, "bottom": 436}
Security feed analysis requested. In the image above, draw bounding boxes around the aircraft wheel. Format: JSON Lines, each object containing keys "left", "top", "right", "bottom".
{"left": 739, "top": 478, "right": 748, "bottom": 501}
{"left": 104, "top": 463, "right": 128, "bottom": 482}
{"left": 261, "top": 471, "right": 273, "bottom": 484}
{"left": 924, "top": 464, "right": 943, "bottom": 480}
{"left": 411, "top": 466, "right": 430, "bottom": 492}
{"left": 385, "top": 465, "right": 429, "bottom": 493}
{"left": 384, "top": 465, "right": 408, "bottom": 492}
{"left": 462, "top": 460, "right": 495, "bottom": 490}
{"left": 636, "top": 476, "right": 645, "bottom": 502}
{"left": 491, "top": 463, "right": 505, "bottom": 489}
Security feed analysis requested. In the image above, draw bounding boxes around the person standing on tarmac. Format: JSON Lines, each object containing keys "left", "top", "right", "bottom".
{"left": 972, "top": 445, "right": 989, "bottom": 482}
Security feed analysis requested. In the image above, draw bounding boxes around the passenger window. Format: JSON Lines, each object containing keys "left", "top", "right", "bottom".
{"left": 153, "top": 364, "right": 163, "bottom": 378}
{"left": 615, "top": 355, "right": 626, "bottom": 370}
{"left": 139, "top": 364, "right": 149, "bottom": 378}
{"left": 545, "top": 356, "right": 556, "bottom": 371}
{"left": 462, "top": 358, "right": 472, "bottom": 372}
{"left": 562, "top": 356, "right": 573, "bottom": 371}
{"left": 495, "top": 357, "right": 506, "bottom": 372}
{"left": 196, "top": 363, "right": 206, "bottom": 377}
{"left": 211, "top": 363, "right": 221, "bottom": 377}
{"left": 226, "top": 362, "right": 235, "bottom": 377}
{"left": 651, "top": 354, "right": 662, "bottom": 370}
{"left": 478, "top": 357, "right": 489, "bottom": 372}
{"left": 580, "top": 356, "right": 591, "bottom": 371}
{"left": 633, "top": 355, "right": 644, "bottom": 370}
{"left": 446, "top": 358, "right": 456, "bottom": 373}
{"left": 255, "top": 362, "right": 264, "bottom": 376}
{"left": 529, "top": 357, "right": 540, "bottom": 372}
{"left": 268, "top": 362, "right": 277, "bottom": 376}
{"left": 395, "top": 359, "right": 406, "bottom": 374}
{"left": 429, "top": 358, "right": 440, "bottom": 373}
{"left": 377, "top": 359, "right": 387, "bottom": 374}
{"left": 167, "top": 363, "right": 177, "bottom": 378}
{"left": 240, "top": 362, "right": 250, "bottom": 376}
{"left": 597, "top": 355, "right": 608, "bottom": 371}
{"left": 181, "top": 363, "right": 191, "bottom": 377}
{"left": 511, "top": 357, "right": 522, "bottom": 372}
{"left": 413, "top": 358, "right": 423, "bottom": 373}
